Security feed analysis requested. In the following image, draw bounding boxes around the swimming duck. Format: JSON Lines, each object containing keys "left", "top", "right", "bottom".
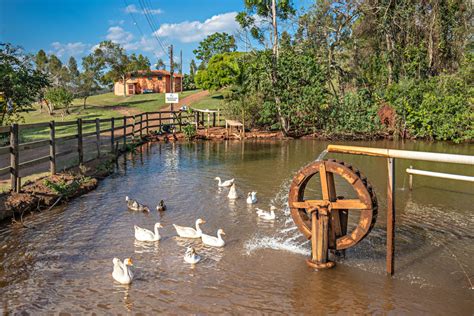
{"left": 112, "top": 257, "right": 134, "bottom": 285}
{"left": 134, "top": 223, "right": 163, "bottom": 242}
{"left": 156, "top": 200, "right": 166, "bottom": 212}
{"left": 173, "top": 218, "right": 206, "bottom": 238}
{"left": 256, "top": 206, "right": 277, "bottom": 220}
{"left": 201, "top": 229, "right": 226, "bottom": 247}
{"left": 227, "top": 184, "right": 238, "bottom": 199}
{"left": 184, "top": 247, "right": 201, "bottom": 264}
{"left": 215, "top": 177, "right": 234, "bottom": 187}
{"left": 125, "top": 196, "right": 150, "bottom": 212}
{"left": 246, "top": 192, "right": 258, "bottom": 204}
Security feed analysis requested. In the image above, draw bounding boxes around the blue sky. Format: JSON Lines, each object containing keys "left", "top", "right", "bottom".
{"left": 0, "top": 0, "right": 312, "bottom": 73}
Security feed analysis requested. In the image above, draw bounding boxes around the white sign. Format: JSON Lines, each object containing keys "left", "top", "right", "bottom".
{"left": 165, "top": 93, "right": 179, "bottom": 104}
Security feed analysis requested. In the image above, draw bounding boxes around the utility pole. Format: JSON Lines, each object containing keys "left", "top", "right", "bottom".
{"left": 180, "top": 49, "right": 183, "bottom": 92}
{"left": 169, "top": 44, "right": 174, "bottom": 111}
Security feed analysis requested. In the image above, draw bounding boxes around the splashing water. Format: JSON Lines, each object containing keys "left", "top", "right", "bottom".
{"left": 316, "top": 149, "right": 328, "bottom": 161}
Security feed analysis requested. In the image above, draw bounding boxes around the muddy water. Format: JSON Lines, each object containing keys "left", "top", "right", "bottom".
{"left": 0, "top": 140, "right": 473, "bottom": 314}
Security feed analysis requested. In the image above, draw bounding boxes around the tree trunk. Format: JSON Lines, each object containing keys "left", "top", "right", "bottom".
{"left": 270, "top": 0, "right": 289, "bottom": 136}
{"left": 83, "top": 96, "right": 88, "bottom": 109}
{"left": 122, "top": 75, "right": 127, "bottom": 97}
{"left": 385, "top": 33, "right": 394, "bottom": 85}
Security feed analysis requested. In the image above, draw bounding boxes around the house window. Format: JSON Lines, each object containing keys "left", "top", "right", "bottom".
{"left": 147, "top": 77, "right": 152, "bottom": 80}
{"left": 157, "top": 75, "right": 163, "bottom": 81}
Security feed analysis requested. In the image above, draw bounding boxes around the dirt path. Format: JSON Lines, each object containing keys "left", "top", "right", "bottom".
{"left": 161, "top": 90, "right": 210, "bottom": 112}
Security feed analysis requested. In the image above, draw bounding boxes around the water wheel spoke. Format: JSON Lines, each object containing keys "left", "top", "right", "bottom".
{"left": 331, "top": 199, "right": 368, "bottom": 210}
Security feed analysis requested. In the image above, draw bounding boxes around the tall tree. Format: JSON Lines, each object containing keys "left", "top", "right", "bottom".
{"left": 237, "top": 0, "right": 295, "bottom": 135}
{"left": 193, "top": 32, "right": 237, "bottom": 66}
{"left": 78, "top": 54, "right": 101, "bottom": 108}
{"left": 92, "top": 41, "right": 130, "bottom": 96}
{"left": 128, "top": 53, "right": 150, "bottom": 72}
{"left": 35, "top": 49, "right": 48, "bottom": 73}
{"left": 156, "top": 58, "right": 166, "bottom": 70}
{"left": 0, "top": 43, "right": 49, "bottom": 125}
{"left": 189, "top": 59, "right": 197, "bottom": 78}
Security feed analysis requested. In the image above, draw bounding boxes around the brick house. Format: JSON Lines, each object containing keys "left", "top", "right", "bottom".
{"left": 114, "top": 70, "right": 183, "bottom": 96}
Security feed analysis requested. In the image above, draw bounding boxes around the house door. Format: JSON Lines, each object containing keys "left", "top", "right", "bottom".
{"left": 128, "top": 84, "right": 135, "bottom": 95}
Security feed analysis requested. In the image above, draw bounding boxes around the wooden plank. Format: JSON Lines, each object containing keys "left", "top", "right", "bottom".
{"left": 56, "top": 134, "right": 78, "bottom": 143}
{"left": 0, "top": 166, "right": 10, "bottom": 176}
{"left": 77, "top": 119, "right": 83, "bottom": 164}
{"left": 18, "top": 139, "right": 50, "bottom": 151}
{"left": 50, "top": 121, "right": 56, "bottom": 175}
{"left": 291, "top": 199, "right": 367, "bottom": 210}
{"left": 10, "top": 124, "right": 19, "bottom": 192}
{"left": 82, "top": 131, "right": 97, "bottom": 138}
{"left": 110, "top": 118, "right": 115, "bottom": 153}
{"left": 19, "top": 155, "right": 50, "bottom": 169}
{"left": 0, "top": 126, "right": 11, "bottom": 133}
{"left": 18, "top": 122, "right": 49, "bottom": 130}
{"left": 387, "top": 157, "right": 395, "bottom": 275}
{"left": 56, "top": 149, "right": 75, "bottom": 158}
{"left": 0, "top": 146, "right": 10, "bottom": 155}
{"left": 54, "top": 121, "right": 77, "bottom": 127}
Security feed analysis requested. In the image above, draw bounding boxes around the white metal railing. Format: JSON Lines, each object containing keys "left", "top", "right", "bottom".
{"left": 407, "top": 166, "right": 474, "bottom": 190}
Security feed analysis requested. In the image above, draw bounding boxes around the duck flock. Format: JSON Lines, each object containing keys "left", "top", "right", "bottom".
{"left": 112, "top": 177, "right": 277, "bottom": 285}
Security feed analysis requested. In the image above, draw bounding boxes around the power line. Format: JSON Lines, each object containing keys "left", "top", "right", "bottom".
{"left": 137, "top": 0, "right": 170, "bottom": 58}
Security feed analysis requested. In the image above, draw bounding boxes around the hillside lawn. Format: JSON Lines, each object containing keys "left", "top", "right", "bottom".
{"left": 190, "top": 91, "right": 225, "bottom": 110}
{"left": 16, "top": 90, "right": 200, "bottom": 141}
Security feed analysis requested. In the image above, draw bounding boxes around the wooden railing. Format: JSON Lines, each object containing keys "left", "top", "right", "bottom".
{"left": 0, "top": 109, "right": 225, "bottom": 192}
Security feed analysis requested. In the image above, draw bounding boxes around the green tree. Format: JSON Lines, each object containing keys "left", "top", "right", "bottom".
{"left": 156, "top": 58, "right": 166, "bottom": 70}
{"left": 128, "top": 53, "right": 151, "bottom": 72}
{"left": 35, "top": 49, "right": 48, "bottom": 73}
{"left": 195, "top": 52, "right": 242, "bottom": 90}
{"left": 189, "top": 59, "right": 197, "bottom": 78}
{"left": 77, "top": 54, "right": 102, "bottom": 109}
{"left": 0, "top": 43, "right": 49, "bottom": 125}
{"left": 92, "top": 41, "right": 130, "bottom": 96}
{"left": 44, "top": 86, "right": 74, "bottom": 115}
{"left": 193, "top": 32, "right": 237, "bottom": 66}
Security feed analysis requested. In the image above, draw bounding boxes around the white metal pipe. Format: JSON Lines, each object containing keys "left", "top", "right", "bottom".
{"left": 406, "top": 168, "right": 474, "bottom": 182}
{"left": 326, "top": 145, "right": 474, "bottom": 165}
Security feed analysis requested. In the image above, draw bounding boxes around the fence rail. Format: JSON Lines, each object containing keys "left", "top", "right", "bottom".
{"left": 0, "top": 109, "right": 225, "bottom": 192}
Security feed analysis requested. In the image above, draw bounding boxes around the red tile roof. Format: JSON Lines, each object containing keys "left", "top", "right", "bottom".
{"left": 130, "top": 69, "right": 183, "bottom": 78}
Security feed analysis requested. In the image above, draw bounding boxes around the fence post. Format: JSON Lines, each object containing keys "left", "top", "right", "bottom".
{"left": 10, "top": 123, "right": 19, "bottom": 192}
{"left": 139, "top": 114, "right": 143, "bottom": 138}
{"left": 95, "top": 118, "right": 101, "bottom": 158}
{"left": 77, "top": 118, "right": 83, "bottom": 164}
{"left": 123, "top": 116, "right": 126, "bottom": 147}
{"left": 386, "top": 157, "right": 395, "bottom": 275}
{"left": 408, "top": 165, "right": 413, "bottom": 190}
{"left": 213, "top": 112, "right": 216, "bottom": 127}
{"left": 217, "top": 108, "right": 220, "bottom": 127}
{"left": 132, "top": 115, "right": 136, "bottom": 139}
{"left": 159, "top": 112, "right": 162, "bottom": 132}
{"left": 49, "top": 121, "right": 56, "bottom": 175}
{"left": 111, "top": 117, "right": 115, "bottom": 153}
{"left": 145, "top": 113, "right": 149, "bottom": 134}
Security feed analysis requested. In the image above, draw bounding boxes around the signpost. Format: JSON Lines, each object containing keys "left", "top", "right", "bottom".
{"left": 165, "top": 93, "right": 179, "bottom": 104}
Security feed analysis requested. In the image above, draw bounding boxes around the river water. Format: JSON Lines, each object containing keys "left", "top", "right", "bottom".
{"left": 1, "top": 140, "right": 473, "bottom": 314}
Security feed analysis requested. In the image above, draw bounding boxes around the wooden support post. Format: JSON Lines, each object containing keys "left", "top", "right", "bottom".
{"left": 195, "top": 111, "right": 198, "bottom": 128}
{"left": 145, "top": 113, "right": 149, "bottom": 134}
{"left": 95, "top": 118, "right": 101, "bottom": 158}
{"left": 110, "top": 118, "right": 115, "bottom": 153}
{"left": 10, "top": 123, "right": 19, "bottom": 192}
{"left": 132, "top": 115, "right": 136, "bottom": 139}
{"left": 207, "top": 112, "right": 210, "bottom": 137}
{"left": 217, "top": 108, "right": 220, "bottom": 127}
{"left": 213, "top": 112, "right": 216, "bottom": 127}
{"left": 387, "top": 157, "right": 395, "bottom": 275}
{"left": 408, "top": 165, "right": 413, "bottom": 190}
{"left": 123, "top": 116, "right": 126, "bottom": 147}
{"left": 77, "top": 118, "right": 83, "bottom": 164}
{"left": 139, "top": 114, "right": 143, "bottom": 138}
{"left": 159, "top": 112, "right": 162, "bottom": 132}
{"left": 49, "top": 121, "right": 56, "bottom": 175}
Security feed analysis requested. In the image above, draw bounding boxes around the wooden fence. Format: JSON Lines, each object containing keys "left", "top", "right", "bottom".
{"left": 0, "top": 109, "right": 225, "bottom": 192}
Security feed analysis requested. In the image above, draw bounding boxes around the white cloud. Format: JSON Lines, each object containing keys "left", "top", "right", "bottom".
{"left": 106, "top": 26, "right": 136, "bottom": 49}
{"left": 50, "top": 42, "right": 88, "bottom": 58}
{"left": 124, "top": 4, "right": 162, "bottom": 15}
{"left": 155, "top": 12, "right": 240, "bottom": 43}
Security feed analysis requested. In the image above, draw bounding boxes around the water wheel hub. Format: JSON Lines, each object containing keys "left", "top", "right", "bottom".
{"left": 288, "top": 159, "right": 378, "bottom": 269}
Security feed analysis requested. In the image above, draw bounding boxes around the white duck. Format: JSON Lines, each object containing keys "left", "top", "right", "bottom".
{"left": 184, "top": 247, "right": 201, "bottom": 264}
{"left": 227, "top": 184, "right": 238, "bottom": 199}
{"left": 215, "top": 177, "right": 234, "bottom": 187}
{"left": 112, "top": 257, "right": 134, "bottom": 285}
{"left": 134, "top": 223, "right": 163, "bottom": 242}
{"left": 201, "top": 229, "right": 226, "bottom": 247}
{"left": 173, "top": 219, "right": 206, "bottom": 238}
{"left": 246, "top": 192, "right": 258, "bottom": 204}
{"left": 256, "top": 206, "right": 277, "bottom": 220}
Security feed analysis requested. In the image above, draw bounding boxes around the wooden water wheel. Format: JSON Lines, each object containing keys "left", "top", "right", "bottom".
{"left": 288, "top": 159, "right": 378, "bottom": 269}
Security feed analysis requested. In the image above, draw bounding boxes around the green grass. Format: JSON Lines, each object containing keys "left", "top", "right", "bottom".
{"left": 16, "top": 90, "right": 201, "bottom": 141}
{"left": 191, "top": 91, "right": 225, "bottom": 110}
